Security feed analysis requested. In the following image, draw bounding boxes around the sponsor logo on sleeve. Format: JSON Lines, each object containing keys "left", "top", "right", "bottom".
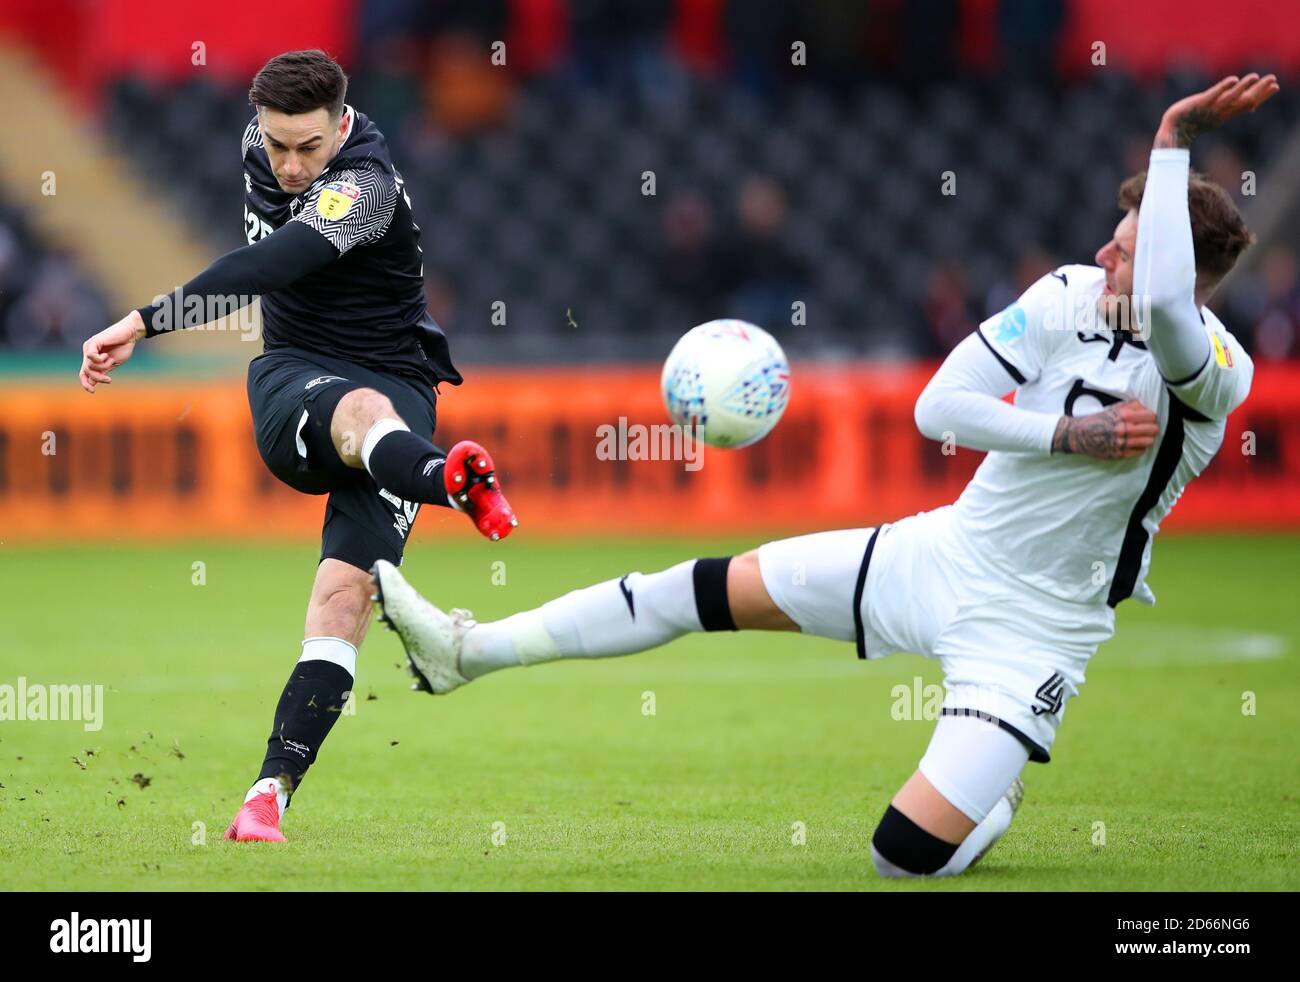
{"left": 1209, "top": 328, "right": 1233, "bottom": 368}
{"left": 316, "top": 181, "right": 361, "bottom": 220}
{"left": 988, "top": 303, "right": 1028, "bottom": 343}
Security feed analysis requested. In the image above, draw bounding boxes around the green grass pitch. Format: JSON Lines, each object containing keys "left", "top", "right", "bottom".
{"left": 1, "top": 533, "right": 1296, "bottom": 891}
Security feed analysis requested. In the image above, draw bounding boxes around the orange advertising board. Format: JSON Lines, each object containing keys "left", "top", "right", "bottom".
{"left": 1, "top": 363, "right": 1298, "bottom": 542}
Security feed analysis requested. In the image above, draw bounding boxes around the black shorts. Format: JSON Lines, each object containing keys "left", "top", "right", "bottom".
{"left": 247, "top": 346, "right": 439, "bottom": 570}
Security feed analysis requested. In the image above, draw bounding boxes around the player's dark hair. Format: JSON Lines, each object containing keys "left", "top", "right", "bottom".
{"left": 1118, "top": 170, "right": 1255, "bottom": 283}
{"left": 249, "top": 49, "right": 348, "bottom": 120}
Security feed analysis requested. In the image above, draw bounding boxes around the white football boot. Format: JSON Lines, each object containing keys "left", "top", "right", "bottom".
{"left": 370, "top": 560, "right": 474, "bottom": 695}
{"left": 967, "top": 777, "right": 1025, "bottom": 869}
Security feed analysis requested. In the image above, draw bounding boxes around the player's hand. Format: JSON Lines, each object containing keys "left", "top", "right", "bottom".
{"left": 1155, "top": 73, "right": 1279, "bottom": 149}
{"left": 1051, "top": 400, "right": 1159, "bottom": 460}
{"left": 79, "top": 311, "right": 144, "bottom": 393}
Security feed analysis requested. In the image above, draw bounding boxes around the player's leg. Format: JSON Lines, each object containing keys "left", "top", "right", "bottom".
{"left": 870, "top": 714, "right": 1028, "bottom": 878}
{"left": 870, "top": 562, "right": 1099, "bottom": 876}
{"left": 304, "top": 558, "right": 376, "bottom": 649}
{"left": 227, "top": 557, "right": 373, "bottom": 842}
{"left": 228, "top": 357, "right": 440, "bottom": 841}
{"left": 226, "top": 476, "right": 424, "bottom": 842}
{"left": 370, "top": 529, "right": 870, "bottom": 694}
{"left": 329, "top": 385, "right": 517, "bottom": 540}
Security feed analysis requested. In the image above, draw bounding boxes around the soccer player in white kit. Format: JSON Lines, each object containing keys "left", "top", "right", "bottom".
{"left": 372, "top": 74, "right": 1278, "bottom": 877}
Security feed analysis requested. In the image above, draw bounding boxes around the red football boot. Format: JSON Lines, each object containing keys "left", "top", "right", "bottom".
{"left": 444, "top": 440, "right": 518, "bottom": 541}
{"left": 223, "top": 787, "right": 287, "bottom": 843}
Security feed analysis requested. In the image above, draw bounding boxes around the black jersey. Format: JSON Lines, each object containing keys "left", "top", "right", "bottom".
{"left": 241, "top": 106, "right": 461, "bottom": 387}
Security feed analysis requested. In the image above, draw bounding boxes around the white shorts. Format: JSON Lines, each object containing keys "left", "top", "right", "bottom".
{"left": 757, "top": 505, "right": 1115, "bottom": 763}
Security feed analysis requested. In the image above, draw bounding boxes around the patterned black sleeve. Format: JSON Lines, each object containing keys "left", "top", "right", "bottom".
{"left": 240, "top": 117, "right": 261, "bottom": 159}
{"left": 292, "top": 164, "right": 397, "bottom": 255}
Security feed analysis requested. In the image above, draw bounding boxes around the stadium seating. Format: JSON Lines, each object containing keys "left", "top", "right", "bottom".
{"left": 0, "top": 196, "right": 110, "bottom": 351}
{"left": 15, "top": 64, "right": 1286, "bottom": 364}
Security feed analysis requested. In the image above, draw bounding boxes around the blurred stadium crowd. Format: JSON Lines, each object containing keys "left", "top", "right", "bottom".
{"left": 3, "top": 0, "right": 1299, "bottom": 364}
{"left": 0, "top": 197, "right": 113, "bottom": 351}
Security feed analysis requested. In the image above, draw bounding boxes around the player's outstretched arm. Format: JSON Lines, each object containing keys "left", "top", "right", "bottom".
{"left": 1153, "top": 73, "right": 1278, "bottom": 152}
{"left": 1136, "top": 74, "right": 1277, "bottom": 401}
{"left": 78, "top": 222, "right": 338, "bottom": 393}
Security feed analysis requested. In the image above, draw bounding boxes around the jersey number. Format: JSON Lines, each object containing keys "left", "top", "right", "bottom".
{"left": 1063, "top": 378, "right": 1123, "bottom": 417}
{"left": 244, "top": 204, "right": 273, "bottom": 245}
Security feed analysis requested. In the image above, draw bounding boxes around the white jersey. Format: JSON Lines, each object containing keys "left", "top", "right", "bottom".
{"left": 953, "top": 264, "right": 1253, "bottom": 607}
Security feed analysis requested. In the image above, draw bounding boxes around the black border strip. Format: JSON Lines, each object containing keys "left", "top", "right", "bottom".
{"left": 975, "top": 327, "right": 1028, "bottom": 384}
{"left": 1161, "top": 347, "right": 1211, "bottom": 387}
{"left": 853, "top": 527, "right": 883, "bottom": 659}
{"left": 1107, "top": 392, "right": 1202, "bottom": 606}
{"left": 941, "top": 707, "right": 1051, "bottom": 763}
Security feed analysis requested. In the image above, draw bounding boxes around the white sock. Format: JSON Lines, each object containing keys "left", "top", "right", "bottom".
{"left": 459, "top": 609, "right": 556, "bottom": 678}
{"left": 298, "top": 636, "right": 358, "bottom": 676}
{"left": 359, "top": 417, "right": 410, "bottom": 474}
{"left": 244, "top": 776, "right": 289, "bottom": 817}
{"left": 459, "top": 560, "right": 702, "bottom": 679}
{"left": 870, "top": 844, "right": 919, "bottom": 879}
{"left": 934, "top": 795, "right": 1015, "bottom": 877}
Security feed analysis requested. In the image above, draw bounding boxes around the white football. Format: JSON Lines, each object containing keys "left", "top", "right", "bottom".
{"left": 660, "top": 319, "right": 791, "bottom": 449}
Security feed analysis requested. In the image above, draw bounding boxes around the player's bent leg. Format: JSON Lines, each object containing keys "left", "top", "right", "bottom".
{"left": 870, "top": 714, "right": 1028, "bottom": 877}
{"left": 330, "top": 387, "right": 401, "bottom": 468}
{"left": 326, "top": 386, "right": 518, "bottom": 541}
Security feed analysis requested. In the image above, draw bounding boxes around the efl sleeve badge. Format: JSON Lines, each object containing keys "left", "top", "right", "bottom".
{"left": 1208, "top": 326, "right": 1233, "bottom": 368}
{"left": 316, "top": 181, "right": 361, "bottom": 220}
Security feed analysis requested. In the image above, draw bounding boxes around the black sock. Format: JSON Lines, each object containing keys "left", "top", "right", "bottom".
{"left": 693, "top": 557, "right": 738, "bottom": 631}
{"left": 872, "top": 804, "right": 959, "bottom": 874}
{"left": 257, "top": 659, "right": 354, "bottom": 801}
{"left": 365, "top": 429, "right": 451, "bottom": 507}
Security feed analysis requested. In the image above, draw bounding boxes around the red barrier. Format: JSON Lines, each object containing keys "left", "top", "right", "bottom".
{"left": 1, "top": 363, "right": 1297, "bottom": 542}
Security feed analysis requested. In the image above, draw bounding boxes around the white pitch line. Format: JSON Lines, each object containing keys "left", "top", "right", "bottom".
{"left": 1103, "top": 627, "right": 1289, "bottom": 666}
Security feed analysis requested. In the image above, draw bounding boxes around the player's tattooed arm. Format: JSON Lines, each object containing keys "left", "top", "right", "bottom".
{"left": 1153, "top": 73, "right": 1279, "bottom": 149}
{"left": 1051, "top": 400, "right": 1159, "bottom": 460}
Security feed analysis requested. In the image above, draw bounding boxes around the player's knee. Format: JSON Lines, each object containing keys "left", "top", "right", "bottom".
{"left": 334, "top": 387, "right": 400, "bottom": 435}
{"left": 869, "top": 805, "right": 959, "bottom": 878}
{"left": 726, "top": 549, "right": 797, "bottom": 631}
{"left": 731, "top": 550, "right": 761, "bottom": 577}
{"left": 330, "top": 388, "right": 404, "bottom": 464}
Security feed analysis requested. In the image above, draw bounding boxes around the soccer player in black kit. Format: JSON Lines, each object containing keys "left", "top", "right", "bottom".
{"left": 77, "top": 50, "right": 516, "bottom": 842}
